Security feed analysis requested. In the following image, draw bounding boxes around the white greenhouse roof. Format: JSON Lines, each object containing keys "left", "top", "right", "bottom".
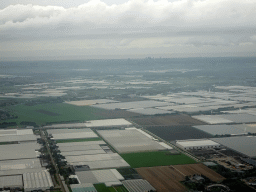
{"left": 23, "top": 170, "right": 53, "bottom": 191}
{"left": 176, "top": 139, "right": 220, "bottom": 147}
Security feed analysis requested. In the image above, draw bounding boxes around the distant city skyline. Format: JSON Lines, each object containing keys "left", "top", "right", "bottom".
{"left": 1, "top": 0, "right": 256, "bottom": 61}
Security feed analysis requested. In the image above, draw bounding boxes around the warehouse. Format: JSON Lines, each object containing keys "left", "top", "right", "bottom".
{"left": 75, "top": 169, "right": 124, "bottom": 186}
{"left": 176, "top": 139, "right": 221, "bottom": 150}
{"left": 23, "top": 170, "right": 53, "bottom": 192}
{"left": 97, "top": 128, "right": 167, "bottom": 153}
{"left": 212, "top": 136, "right": 256, "bottom": 158}
{"left": 122, "top": 179, "right": 156, "bottom": 192}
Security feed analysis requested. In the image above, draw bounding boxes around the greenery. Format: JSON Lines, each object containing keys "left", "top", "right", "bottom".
{"left": 1, "top": 103, "right": 106, "bottom": 126}
{"left": 121, "top": 151, "right": 196, "bottom": 168}
{"left": 56, "top": 137, "right": 102, "bottom": 143}
{"left": 94, "top": 184, "right": 111, "bottom": 192}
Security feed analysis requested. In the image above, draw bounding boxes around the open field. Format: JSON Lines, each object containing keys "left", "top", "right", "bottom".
{"left": 146, "top": 126, "right": 212, "bottom": 141}
{"left": 136, "top": 164, "right": 225, "bottom": 192}
{"left": 136, "top": 166, "right": 188, "bottom": 192}
{"left": 120, "top": 151, "right": 196, "bottom": 168}
{"left": 131, "top": 114, "right": 206, "bottom": 127}
{"left": 36, "top": 109, "right": 60, "bottom": 116}
{"left": 56, "top": 138, "right": 102, "bottom": 143}
{"left": 1, "top": 103, "right": 107, "bottom": 125}
{"left": 173, "top": 163, "right": 225, "bottom": 182}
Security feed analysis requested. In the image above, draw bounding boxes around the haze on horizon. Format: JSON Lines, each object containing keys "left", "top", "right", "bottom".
{"left": 0, "top": 0, "right": 256, "bottom": 61}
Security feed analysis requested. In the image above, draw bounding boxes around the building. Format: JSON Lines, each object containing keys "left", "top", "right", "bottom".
{"left": 176, "top": 139, "right": 221, "bottom": 150}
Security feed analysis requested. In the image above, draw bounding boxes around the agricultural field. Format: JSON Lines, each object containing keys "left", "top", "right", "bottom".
{"left": 136, "top": 164, "right": 225, "bottom": 192}
{"left": 94, "top": 184, "right": 128, "bottom": 192}
{"left": 131, "top": 114, "right": 206, "bottom": 127}
{"left": 1, "top": 103, "right": 108, "bottom": 126}
{"left": 173, "top": 163, "right": 225, "bottom": 182}
{"left": 120, "top": 151, "right": 196, "bottom": 168}
{"left": 146, "top": 126, "right": 212, "bottom": 141}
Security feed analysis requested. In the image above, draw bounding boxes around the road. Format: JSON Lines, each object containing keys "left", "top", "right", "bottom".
{"left": 41, "top": 130, "right": 68, "bottom": 192}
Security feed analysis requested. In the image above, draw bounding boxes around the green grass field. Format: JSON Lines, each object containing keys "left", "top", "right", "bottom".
{"left": 94, "top": 184, "right": 128, "bottom": 192}
{"left": 121, "top": 151, "right": 196, "bottom": 168}
{"left": 56, "top": 138, "right": 102, "bottom": 143}
{"left": 2, "top": 103, "right": 106, "bottom": 126}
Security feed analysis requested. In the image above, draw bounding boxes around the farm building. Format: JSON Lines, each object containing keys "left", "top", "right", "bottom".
{"left": 176, "top": 139, "right": 221, "bottom": 150}
{"left": 97, "top": 128, "right": 168, "bottom": 153}
{"left": 122, "top": 179, "right": 156, "bottom": 192}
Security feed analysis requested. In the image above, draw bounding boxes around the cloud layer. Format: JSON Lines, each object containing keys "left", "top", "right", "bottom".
{"left": 0, "top": 0, "right": 256, "bottom": 59}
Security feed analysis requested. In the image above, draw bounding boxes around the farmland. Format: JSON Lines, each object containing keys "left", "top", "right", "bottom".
{"left": 120, "top": 151, "right": 196, "bottom": 168}
{"left": 146, "top": 126, "right": 212, "bottom": 141}
{"left": 1, "top": 103, "right": 107, "bottom": 126}
{"left": 136, "top": 164, "right": 225, "bottom": 192}
{"left": 131, "top": 114, "right": 206, "bottom": 127}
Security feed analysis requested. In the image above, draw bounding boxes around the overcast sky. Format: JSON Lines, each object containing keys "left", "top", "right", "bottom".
{"left": 0, "top": 0, "right": 256, "bottom": 60}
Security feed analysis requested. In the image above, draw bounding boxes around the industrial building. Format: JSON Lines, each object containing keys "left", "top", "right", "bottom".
{"left": 176, "top": 139, "right": 221, "bottom": 150}
{"left": 97, "top": 128, "right": 169, "bottom": 153}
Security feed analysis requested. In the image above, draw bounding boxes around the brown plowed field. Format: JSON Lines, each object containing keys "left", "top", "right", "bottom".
{"left": 136, "top": 164, "right": 225, "bottom": 192}
{"left": 173, "top": 163, "right": 225, "bottom": 182}
{"left": 131, "top": 114, "right": 206, "bottom": 127}
{"left": 136, "top": 166, "right": 187, "bottom": 192}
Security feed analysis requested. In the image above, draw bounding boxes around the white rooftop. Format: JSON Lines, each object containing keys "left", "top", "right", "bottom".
{"left": 176, "top": 139, "right": 220, "bottom": 147}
